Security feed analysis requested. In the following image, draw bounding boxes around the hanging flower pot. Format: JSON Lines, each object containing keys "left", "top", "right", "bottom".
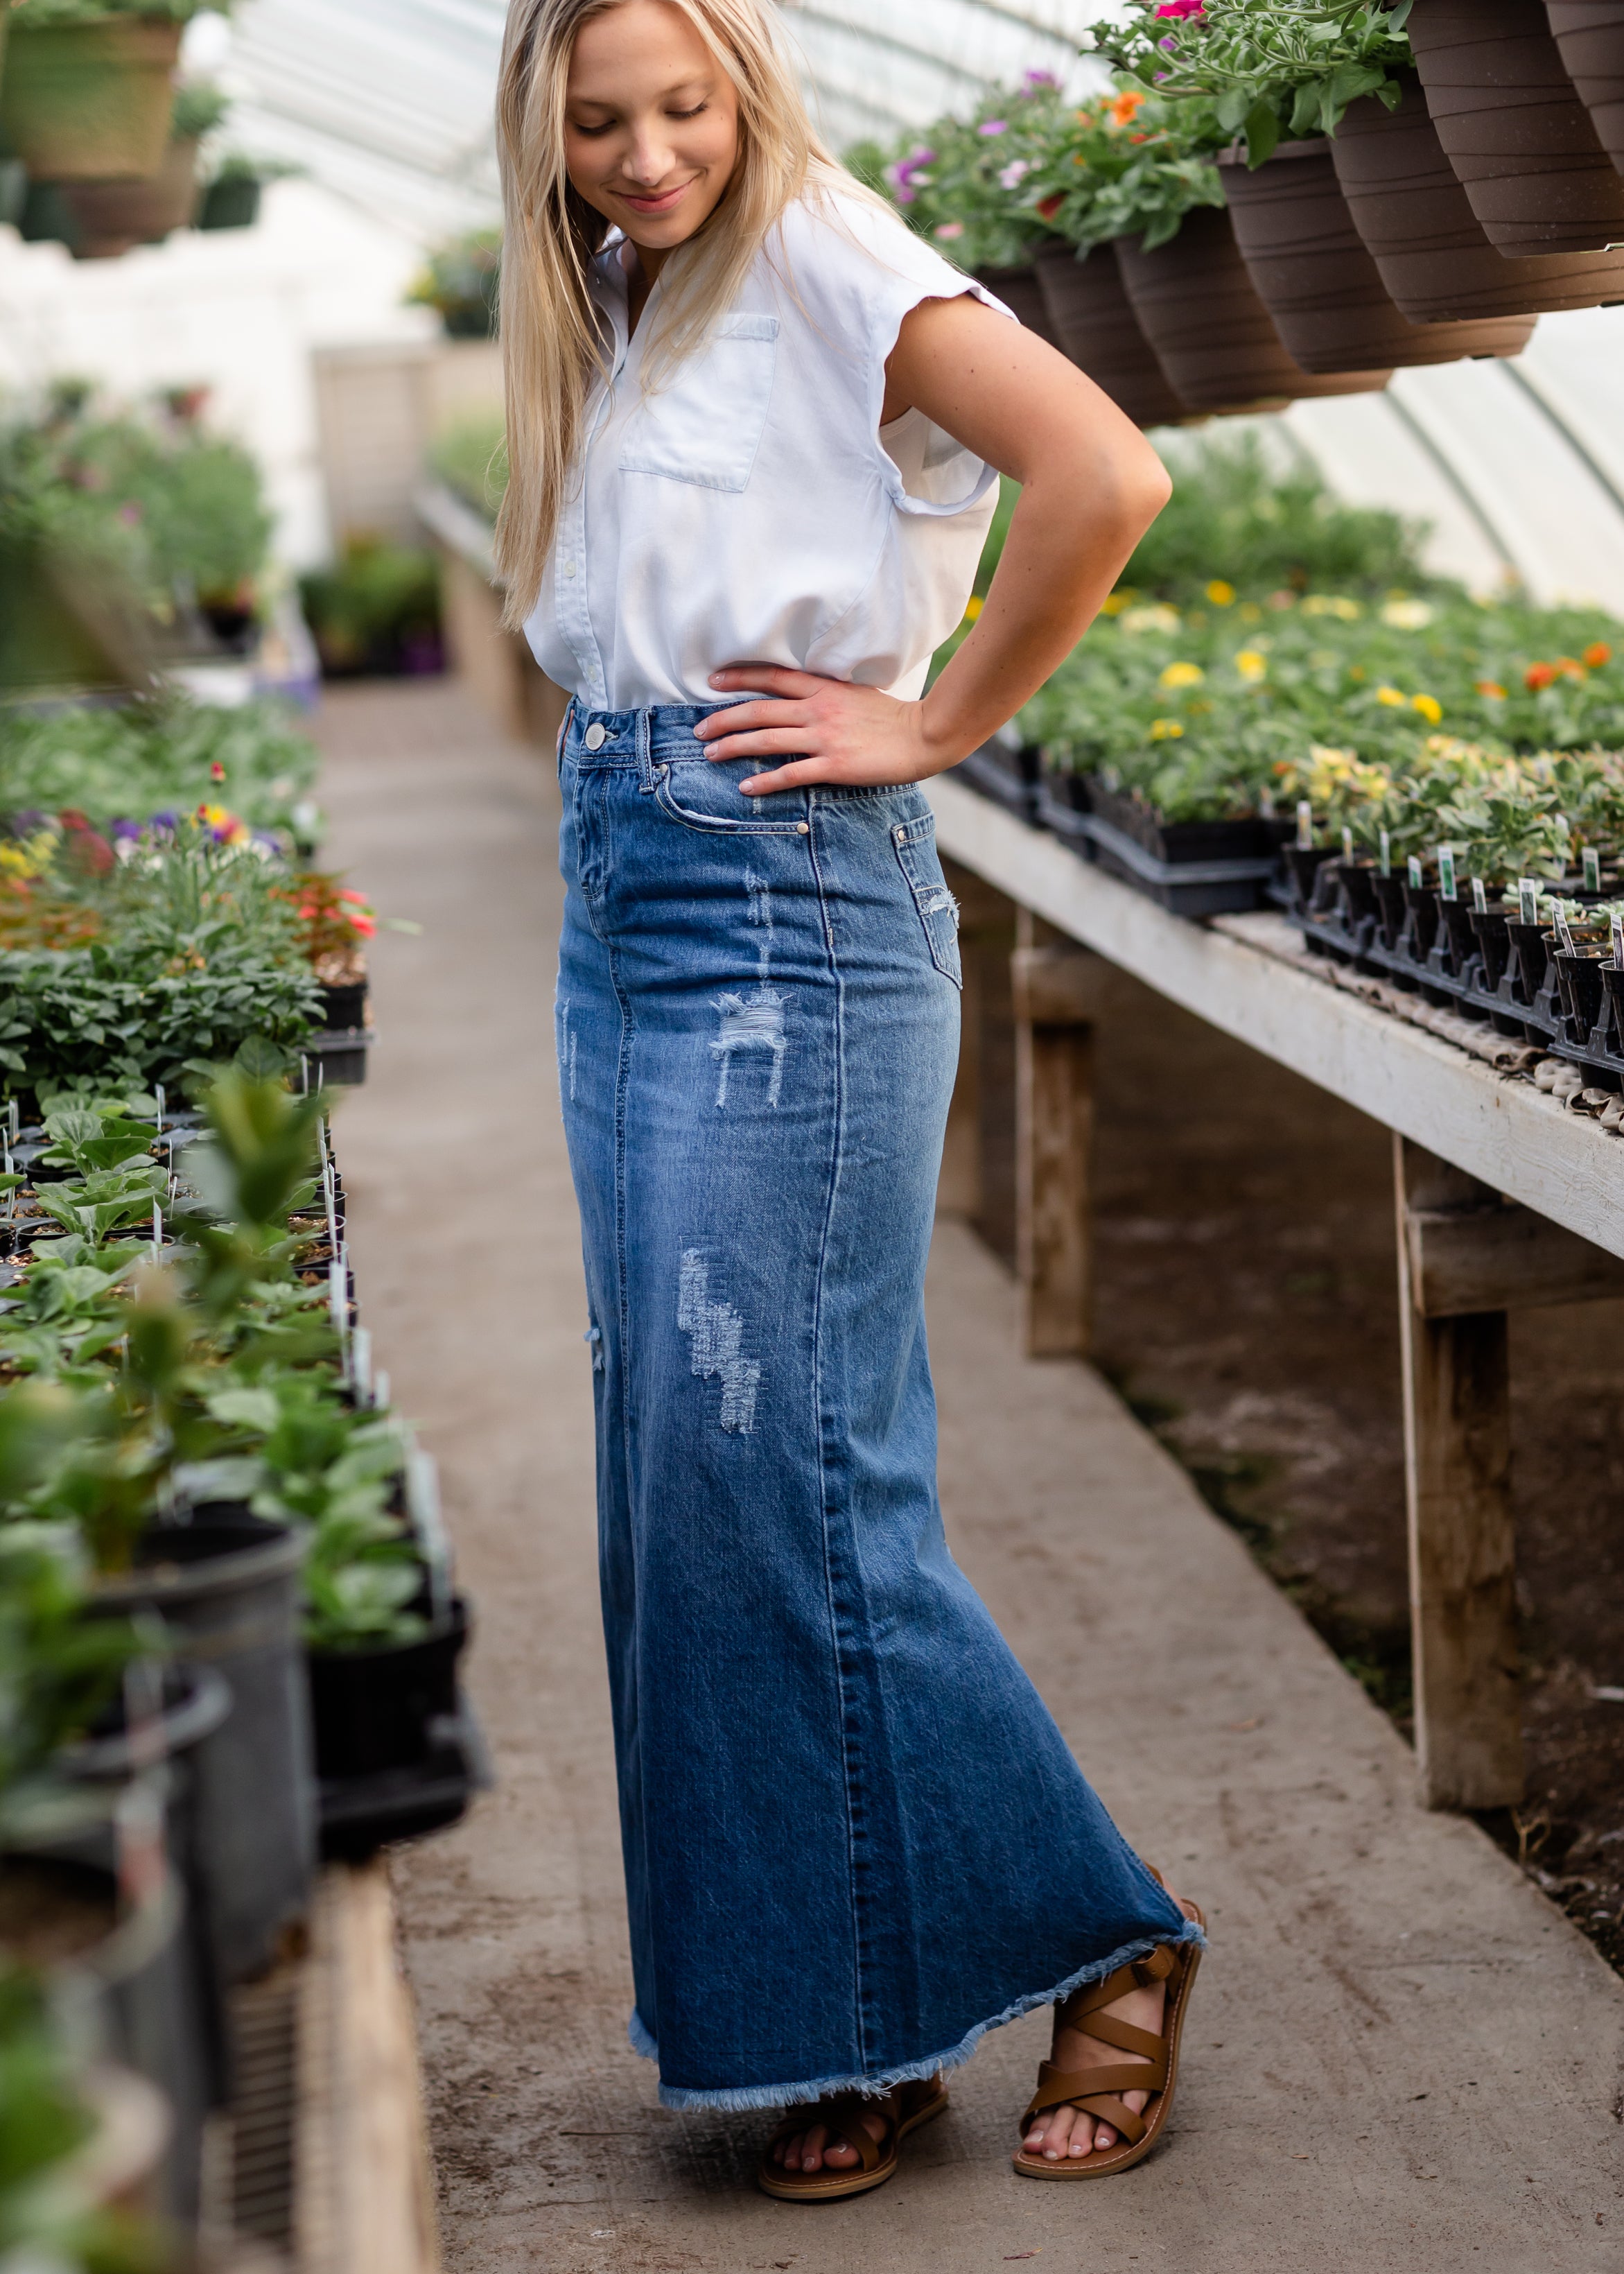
{"left": 0, "top": 18, "right": 182, "bottom": 183}
{"left": 57, "top": 133, "right": 202, "bottom": 261}
{"left": 1115, "top": 205, "right": 1392, "bottom": 415}
{"left": 1546, "top": 3, "right": 1624, "bottom": 176}
{"left": 1332, "top": 73, "right": 1624, "bottom": 317}
{"left": 971, "top": 261, "right": 1060, "bottom": 346}
{"left": 1406, "top": 0, "right": 1624, "bottom": 252}
{"left": 1031, "top": 239, "right": 1190, "bottom": 427}
{"left": 1220, "top": 139, "right": 1535, "bottom": 372}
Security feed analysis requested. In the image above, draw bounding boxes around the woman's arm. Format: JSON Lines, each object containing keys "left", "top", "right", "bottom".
{"left": 695, "top": 290, "right": 1171, "bottom": 794}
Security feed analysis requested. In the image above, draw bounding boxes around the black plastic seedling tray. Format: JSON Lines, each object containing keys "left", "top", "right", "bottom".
{"left": 1035, "top": 776, "right": 1280, "bottom": 916}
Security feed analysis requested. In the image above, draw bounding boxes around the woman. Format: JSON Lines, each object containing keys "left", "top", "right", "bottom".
{"left": 496, "top": 0, "right": 1203, "bottom": 2197}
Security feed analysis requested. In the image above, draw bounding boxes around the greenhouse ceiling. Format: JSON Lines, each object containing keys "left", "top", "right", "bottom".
{"left": 209, "top": 0, "right": 1113, "bottom": 236}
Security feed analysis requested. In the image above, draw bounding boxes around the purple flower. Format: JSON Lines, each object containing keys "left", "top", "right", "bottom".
{"left": 999, "top": 158, "right": 1033, "bottom": 189}
{"left": 978, "top": 119, "right": 1009, "bottom": 137}
{"left": 110, "top": 817, "right": 141, "bottom": 840}
{"left": 13, "top": 811, "right": 44, "bottom": 833}
{"left": 1024, "top": 69, "right": 1058, "bottom": 89}
{"left": 148, "top": 810, "right": 178, "bottom": 834}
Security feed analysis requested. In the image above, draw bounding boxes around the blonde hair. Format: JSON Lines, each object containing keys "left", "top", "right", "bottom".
{"left": 495, "top": 0, "right": 834, "bottom": 625}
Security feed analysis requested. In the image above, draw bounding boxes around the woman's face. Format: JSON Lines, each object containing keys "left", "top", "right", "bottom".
{"left": 564, "top": 1, "right": 742, "bottom": 257}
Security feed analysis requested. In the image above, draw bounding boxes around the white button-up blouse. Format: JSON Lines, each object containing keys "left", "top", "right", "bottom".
{"left": 524, "top": 182, "right": 1009, "bottom": 712}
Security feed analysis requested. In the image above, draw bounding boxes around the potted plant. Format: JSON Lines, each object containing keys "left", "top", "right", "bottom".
{"left": 1405, "top": 0, "right": 1624, "bottom": 251}
{"left": 405, "top": 225, "right": 503, "bottom": 339}
{"left": 1331, "top": 71, "right": 1624, "bottom": 320}
{"left": 55, "top": 76, "right": 224, "bottom": 260}
{"left": 1093, "top": 1, "right": 1534, "bottom": 370}
{"left": 0, "top": 1, "right": 200, "bottom": 184}
{"left": 1547, "top": 3, "right": 1624, "bottom": 176}
{"left": 195, "top": 148, "right": 295, "bottom": 232}
{"left": 297, "top": 537, "right": 443, "bottom": 679}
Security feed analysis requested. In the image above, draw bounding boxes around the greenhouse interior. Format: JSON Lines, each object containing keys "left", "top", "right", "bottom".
{"left": 3, "top": 1, "right": 1624, "bottom": 2267}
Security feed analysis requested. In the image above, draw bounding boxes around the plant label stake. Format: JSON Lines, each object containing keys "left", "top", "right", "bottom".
{"left": 406, "top": 1449, "right": 453, "bottom": 1623}
{"left": 299, "top": 1053, "right": 310, "bottom": 1097}
{"left": 151, "top": 1201, "right": 161, "bottom": 1258}
{"left": 1295, "top": 801, "right": 1313, "bottom": 851}
{"left": 351, "top": 1323, "right": 372, "bottom": 1404}
{"left": 372, "top": 1367, "right": 391, "bottom": 1413}
{"left": 329, "top": 1253, "right": 348, "bottom": 1360}
{"left": 1407, "top": 855, "right": 1424, "bottom": 890}
{"left": 1379, "top": 829, "right": 1390, "bottom": 877}
{"left": 1519, "top": 878, "right": 1540, "bottom": 926}
{"left": 7, "top": 1100, "right": 17, "bottom": 1147}
{"left": 1438, "top": 845, "right": 1457, "bottom": 901}
{"left": 1612, "top": 914, "right": 1624, "bottom": 970}
{"left": 1472, "top": 876, "right": 1488, "bottom": 916}
{"left": 1341, "top": 825, "right": 1354, "bottom": 862}
{"left": 1556, "top": 908, "right": 1578, "bottom": 957}
{"left": 154, "top": 1083, "right": 164, "bottom": 1136}
{"left": 1584, "top": 847, "right": 1601, "bottom": 894}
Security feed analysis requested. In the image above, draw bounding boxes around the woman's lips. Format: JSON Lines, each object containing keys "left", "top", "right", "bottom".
{"left": 618, "top": 180, "right": 692, "bottom": 214}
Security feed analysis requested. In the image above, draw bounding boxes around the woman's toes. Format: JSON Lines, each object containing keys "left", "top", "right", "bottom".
{"left": 1041, "top": 2106, "right": 1079, "bottom": 2162}
{"left": 821, "top": 2136, "right": 858, "bottom": 2167}
{"left": 1090, "top": 2122, "right": 1116, "bottom": 2152}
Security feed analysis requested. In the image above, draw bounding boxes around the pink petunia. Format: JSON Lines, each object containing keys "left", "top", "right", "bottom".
{"left": 977, "top": 119, "right": 1008, "bottom": 136}
{"left": 1156, "top": 0, "right": 1205, "bottom": 16}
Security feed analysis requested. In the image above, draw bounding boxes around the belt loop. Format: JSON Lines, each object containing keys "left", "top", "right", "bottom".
{"left": 636, "top": 705, "right": 655, "bottom": 792}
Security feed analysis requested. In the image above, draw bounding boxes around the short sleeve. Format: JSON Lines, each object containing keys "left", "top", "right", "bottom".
{"left": 772, "top": 185, "right": 1013, "bottom": 519}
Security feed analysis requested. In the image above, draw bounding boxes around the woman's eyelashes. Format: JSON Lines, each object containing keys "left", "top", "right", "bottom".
{"left": 569, "top": 101, "right": 710, "bottom": 137}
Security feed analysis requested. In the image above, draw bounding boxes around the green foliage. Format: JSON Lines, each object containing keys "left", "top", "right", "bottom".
{"left": 405, "top": 227, "right": 502, "bottom": 338}
{"left": 429, "top": 412, "right": 507, "bottom": 523}
{"left": 1090, "top": 0, "right": 1413, "bottom": 167}
{"left": 169, "top": 80, "right": 229, "bottom": 141}
{"left": 859, "top": 75, "right": 1068, "bottom": 272}
{"left": 1022, "top": 86, "right": 1226, "bottom": 253}
{"left": 0, "top": 693, "right": 321, "bottom": 842}
{"left": 0, "top": 1525, "right": 141, "bottom": 1803}
{"left": 299, "top": 539, "right": 441, "bottom": 678}
{"left": 1126, "top": 432, "right": 1429, "bottom": 597}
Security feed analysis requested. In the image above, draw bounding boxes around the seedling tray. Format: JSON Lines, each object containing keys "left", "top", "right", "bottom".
{"left": 316, "top": 1699, "right": 491, "bottom": 1860}
{"left": 955, "top": 739, "right": 1045, "bottom": 824}
{"left": 1038, "top": 779, "right": 1279, "bottom": 916}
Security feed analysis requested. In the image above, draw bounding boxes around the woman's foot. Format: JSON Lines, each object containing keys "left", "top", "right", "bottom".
{"left": 1022, "top": 1889, "right": 1198, "bottom": 2165}
{"left": 769, "top": 2099, "right": 891, "bottom": 2175}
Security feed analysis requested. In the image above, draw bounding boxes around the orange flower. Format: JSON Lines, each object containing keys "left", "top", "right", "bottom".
{"left": 1555, "top": 654, "right": 1587, "bottom": 680}
{"left": 1111, "top": 90, "right": 1146, "bottom": 125}
{"left": 1584, "top": 641, "right": 1612, "bottom": 668}
{"left": 1524, "top": 661, "right": 1557, "bottom": 691}
{"left": 1476, "top": 679, "right": 1507, "bottom": 700}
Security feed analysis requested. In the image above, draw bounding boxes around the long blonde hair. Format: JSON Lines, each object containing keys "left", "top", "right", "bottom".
{"left": 495, "top": 0, "right": 832, "bottom": 625}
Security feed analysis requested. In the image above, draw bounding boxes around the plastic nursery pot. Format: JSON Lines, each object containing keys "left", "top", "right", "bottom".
{"left": 1405, "top": 0, "right": 1624, "bottom": 253}
{"left": 318, "top": 978, "right": 368, "bottom": 1032}
{"left": 1470, "top": 903, "right": 1514, "bottom": 989}
{"left": 1400, "top": 878, "right": 1442, "bottom": 961}
{"left": 1548, "top": 3, "right": 1624, "bottom": 175}
{"left": 1602, "top": 961, "right": 1624, "bottom": 1038}
{"left": 198, "top": 172, "right": 262, "bottom": 231}
{"left": 94, "top": 1516, "right": 317, "bottom": 1987}
{"left": 1338, "top": 860, "right": 1381, "bottom": 928}
{"left": 1219, "top": 139, "right": 1535, "bottom": 372}
{"left": 1283, "top": 843, "right": 1338, "bottom": 907}
{"left": 971, "top": 263, "right": 1060, "bottom": 347}
{"left": 1506, "top": 917, "right": 1556, "bottom": 1003}
{"left": 1555, "top": 944, "right": 1610, "bottom": 1030}
{"left": 1433, "top": 894, "right": 1481, "bottom": 975}
{"left": 0, "top": 1846, "right": 212, "bottom": 2223}
{"left": 1371, "top": 871, "right": 1409, "bottom": 950}
{"left": 0, "top": 19, "right": 183, "bottom": 182}
{"left": 1114, "top": 207, "right": 1393, "bottom": 414}
{"left": 1031, "top": 240, "right": 1191, "bottom": 427}
{"left": 58, "top": 134, "right": 202, "bottom": 262}
{"left": 307, "top": 1596, "right": 471, "bottom": 1782}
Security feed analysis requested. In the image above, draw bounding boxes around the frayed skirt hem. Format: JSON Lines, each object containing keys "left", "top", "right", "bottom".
{"left": 626, "top": 1918, "right": 1205, "bottom": 2113}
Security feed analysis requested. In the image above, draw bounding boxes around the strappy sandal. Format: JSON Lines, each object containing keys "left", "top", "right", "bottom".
{"left": 757, "top": 2074, "right": 948, "bottom": 2201}
{"left": 1012, "top": 1902, "right": 1205, "bottom": 2181}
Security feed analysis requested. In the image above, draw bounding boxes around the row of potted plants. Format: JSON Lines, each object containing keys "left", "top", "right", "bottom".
{"left": 0, "top": 1064, "right": 478, "bottom": 2256}
{"left": 855, "top": 0, "right": 1624, "bottom": 425}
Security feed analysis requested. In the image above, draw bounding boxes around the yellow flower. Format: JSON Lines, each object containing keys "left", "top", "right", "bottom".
{"left": 1120, "top": 603, "right": 1181, "bottom": 634}
{"left": 1302, "top": 594, "right": 1363, "bottom": 620}
{"left": 1158, "top": 661, "right": 1204, "bottom": 689}
{"left": 1149, "top": 718, "right": 1184, "bottom": 740}
{"left": 1100, "top": 589, "right": 1134, "bottom": 616}
{"left": 1205, "top": 579, "right": 1236, "bottom": 607}
{"left": 1411, "top": 693, "right": 1442, "bottom": 723}
{"left": 201, "top": 801, "right": 230, "bottom": 828}
{"left": 1237, "top": 600, "right": 1263, "bottom": 623}
{"left": 962, "top": 595, "right": 984, "bottom": 623}
{"left": 0, "top": 845, "right": 37, "bottom": 879}
{"left": 1374, "top": 685, "right": 1408, "bottom": 708}
{"left": 1382, "top": 598, "right": 1433, "bottom": 630}
{"left": 1234, "top": 649, "right": 1268, "bottom": 684}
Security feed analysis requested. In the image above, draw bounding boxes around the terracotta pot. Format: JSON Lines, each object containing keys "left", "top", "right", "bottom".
{"left": 0, "top": 19, "right": 181, "bottom": 182}
{"left": 1221, "top": 139, "right": 1535, "bottom": 370}
{"left": 1547, "top": 2, "right": 1624, "bottom": 175}
{"left": 1115, "top": 206, "right": 1392, "bottom": 413}
{"left": 1332, "top": 74, "right": 1624, "bottom": 316}
{"left": 1031, "top": 238, "right": 1190, "bottom": 426}
{"left": 972, "top": 262, "right": 1060, "bottom": 347}
{"left": 58, "top": 136, "right": 200, "bottom": 261}
{"left": 1406, "top": 0, "right": 1624, "bottom": 250}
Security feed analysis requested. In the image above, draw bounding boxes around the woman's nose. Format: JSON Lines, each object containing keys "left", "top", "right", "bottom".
{"left": 623, "top": 128, "right": 675, "bottom": 186}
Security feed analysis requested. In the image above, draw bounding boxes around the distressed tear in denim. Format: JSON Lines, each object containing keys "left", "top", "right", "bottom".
{"left": 556, "top": 701, "right": 1192, "bottom": 2112}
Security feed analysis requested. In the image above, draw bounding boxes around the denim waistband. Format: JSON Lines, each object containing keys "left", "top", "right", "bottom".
{"left": 563, "top": 700, "right": 742, "bottom": 767}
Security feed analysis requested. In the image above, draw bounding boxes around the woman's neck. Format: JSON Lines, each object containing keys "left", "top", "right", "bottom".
{"left": 620, "top": 237, "right": 668, "bottom": 338}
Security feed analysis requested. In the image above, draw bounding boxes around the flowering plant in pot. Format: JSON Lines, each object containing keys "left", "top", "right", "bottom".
{"left": 0, "top": 0, "right": 227, "bottom": 184}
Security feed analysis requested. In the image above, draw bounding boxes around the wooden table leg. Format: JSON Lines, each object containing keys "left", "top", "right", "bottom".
{"left": 1013, "top": 927, "right": 1103, "bottom": 1360}
{"left": 1395, "top": 1136, "right": 1522, "bottom": 1811}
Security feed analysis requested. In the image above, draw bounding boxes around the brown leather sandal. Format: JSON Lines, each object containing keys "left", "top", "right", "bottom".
{"left": 758, "top": 2074, "right": 948, "bottom": 2201}
{"left": 1012, "top": 1903, "right": 1205, "bottom": 2181}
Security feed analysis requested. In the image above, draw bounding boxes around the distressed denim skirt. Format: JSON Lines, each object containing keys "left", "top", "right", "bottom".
{"left": 555, "top": 702, "right": 1196, "bottom": 2111}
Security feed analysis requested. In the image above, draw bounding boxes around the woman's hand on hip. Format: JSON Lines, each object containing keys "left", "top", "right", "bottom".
{"left": 696, "top": 665, "right": 959, "bottom": 796}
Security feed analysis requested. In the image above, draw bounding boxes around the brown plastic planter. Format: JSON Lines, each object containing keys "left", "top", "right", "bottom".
{"left": 60, "top": 137, "right": 200, "bottom": 261}
{"left": 1221, "top": 139, "right": 1534, "bottom": 370}
{"left": 1406, "top": 0, "right": 1624, "bottom": 251}
{"left": 1115, "top": 206, "right": 1392, "bottom": 413}
{"left": 1031, "top": 239, "right": 1189, "bottom": 426}
{"left": 0, "top": 19, "right": 182, "bottom": 182}
{"left": 1548, "top": 3, "right": 1624, "bottom": 175}
{"left": 1332, "top": 74, "right": 1624, "bottom": 317}
{"left": 972, "top": 263, "right": 1059, "bottom": 347}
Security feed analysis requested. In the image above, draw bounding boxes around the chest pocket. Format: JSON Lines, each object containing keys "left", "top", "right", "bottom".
{"left": 618, "top": 313, "right": 779, "bottom": 494}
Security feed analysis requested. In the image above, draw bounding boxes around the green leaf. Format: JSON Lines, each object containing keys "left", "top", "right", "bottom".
{"left": 1243, "top": 101, "right": 1282, "bottom": 170}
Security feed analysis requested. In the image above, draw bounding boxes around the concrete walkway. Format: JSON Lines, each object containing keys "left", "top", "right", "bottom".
{"left": 317, "top": 680, "right": 1624, "bottom": 2274}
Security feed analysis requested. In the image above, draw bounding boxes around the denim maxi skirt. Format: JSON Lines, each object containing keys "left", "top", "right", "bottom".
{"left": 555, "top": 702, "right": 1196, "bottom": 2111}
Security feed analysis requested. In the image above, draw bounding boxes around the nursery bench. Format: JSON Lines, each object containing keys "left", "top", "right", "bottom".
{"left": 929, "top": 771, "right": 1624, "bottom": 1815}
